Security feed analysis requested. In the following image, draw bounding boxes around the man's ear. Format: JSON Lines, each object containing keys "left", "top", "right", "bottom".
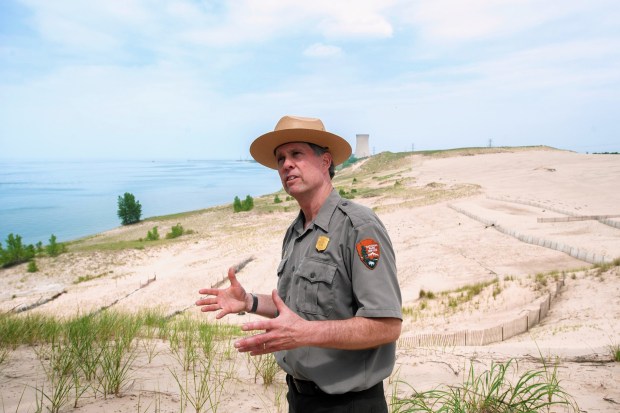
{"left": 322, "top": 152, "right": 333, "bottom": 169}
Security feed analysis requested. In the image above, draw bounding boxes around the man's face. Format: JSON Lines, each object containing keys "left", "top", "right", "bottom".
{"left": 275, "top": 142, "right": 330, "bottom": 197}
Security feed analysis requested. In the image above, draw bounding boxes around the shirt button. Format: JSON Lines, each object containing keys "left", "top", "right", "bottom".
{"left": 310, "top": 273, "right": 315, "bottom": 278}
{"left": 342, "top": 202, "right": 348, "bottom": 206}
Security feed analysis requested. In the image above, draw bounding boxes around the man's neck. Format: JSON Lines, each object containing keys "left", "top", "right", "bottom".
{"left": 296, "top": 184, "right": 334, "bottom": 229}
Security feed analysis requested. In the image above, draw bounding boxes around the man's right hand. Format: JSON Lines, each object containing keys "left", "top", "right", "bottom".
{"left": 196, "top": 267, "right": 251, "bottom": 319}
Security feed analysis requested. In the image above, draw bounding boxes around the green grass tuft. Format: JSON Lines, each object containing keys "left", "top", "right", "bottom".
{"left": 610, "top": 344, "right": 620, "bottom": 362}
{"left": 392, "top": 359, "right": 579, "bottom": 413}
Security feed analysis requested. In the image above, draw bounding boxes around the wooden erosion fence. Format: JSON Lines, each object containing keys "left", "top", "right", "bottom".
{"left": 398, "top": 280, "right": 563, "bottom": 349}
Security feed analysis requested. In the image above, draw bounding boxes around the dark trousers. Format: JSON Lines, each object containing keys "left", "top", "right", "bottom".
{"left": 286, "top": 374, "right": 388, "bottom": 413}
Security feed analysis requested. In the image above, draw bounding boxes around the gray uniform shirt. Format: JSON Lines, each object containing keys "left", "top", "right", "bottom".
{"left": 275, "top": 190, "right": 402, "bottom": 394}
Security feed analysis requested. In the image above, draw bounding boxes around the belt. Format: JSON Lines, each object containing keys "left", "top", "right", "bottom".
{"left": 286, "top": 374, "right": 384, "bottom": 397}
{"left": 286, "top": 374, "right": 326, "bottom": 396}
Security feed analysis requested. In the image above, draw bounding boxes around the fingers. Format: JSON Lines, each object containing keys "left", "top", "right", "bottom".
{"left": 234, "top": 333, "right": 272, "bottom": 355}
{"left": 241, "top": 319, "right": 270, "bottom": 332}
{"left": 197, "top": 267, "right": 239, "bottom": 296}
{"left": 195, "top": 296, "right": 218, "bottom": 306}
{"left": 196, "top": 266, "right": 254, "bottom": 323}
{"left": 271, "top": 289, "right": 286, "bottom": 311}
{"left": 196, "top": 295, "right": 223, "bottom": 314}
{"left": 227, "top": 266, "right": 241, "bottom": 288}
{"left": 200, "top": 304, "right": 221, "bottom": 313}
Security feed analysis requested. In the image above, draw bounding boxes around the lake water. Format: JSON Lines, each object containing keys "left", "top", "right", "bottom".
{"left": 0, "top": 159, "right": 282, "bottom": 245}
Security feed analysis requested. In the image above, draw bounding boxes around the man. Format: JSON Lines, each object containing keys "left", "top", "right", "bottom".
{"left": 196, "top": 115, "right": 402, "bottom": 413}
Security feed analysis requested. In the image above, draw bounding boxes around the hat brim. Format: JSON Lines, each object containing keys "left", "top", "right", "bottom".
{"left": 250, "top": 128, "right": 352, "bottom": 169}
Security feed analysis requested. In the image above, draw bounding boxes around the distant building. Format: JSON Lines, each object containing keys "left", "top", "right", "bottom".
{"left": 355, "top": 134, "right": 371, "bottom": 158}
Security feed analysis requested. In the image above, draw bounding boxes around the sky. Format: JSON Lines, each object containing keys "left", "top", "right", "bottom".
{"left": 1, "top": 0, "right": 619, "bottom": 160}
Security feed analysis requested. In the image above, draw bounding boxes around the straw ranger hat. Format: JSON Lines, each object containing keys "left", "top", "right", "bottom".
{"left": 250, "top": 115, "right": 352, "bottom": 169}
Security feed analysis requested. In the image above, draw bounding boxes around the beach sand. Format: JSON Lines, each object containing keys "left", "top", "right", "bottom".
{"left": 1, "top": 148, "right": 619, "bottom": 412}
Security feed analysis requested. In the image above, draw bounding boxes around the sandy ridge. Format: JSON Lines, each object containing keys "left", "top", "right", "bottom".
{"left": 1, "top": 148, "right": 619, "bottom": 412}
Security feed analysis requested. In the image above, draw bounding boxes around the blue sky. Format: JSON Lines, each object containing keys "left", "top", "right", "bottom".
{"left": 1, "top": 0, "right": 619, "bottom": 160}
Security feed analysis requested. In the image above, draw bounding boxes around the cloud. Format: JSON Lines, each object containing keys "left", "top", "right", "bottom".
{"left": 2, "top": 0, "right": 619, "bottom": 158}
{"left": 313, "top": 1, "right": 395, "bottom": 38}
{"left": 17, "top": 0, "right": 397, "bottom": 54}
{"left": 303, "top": 43, "right": 342, "bottom": 58}
{"left": 402, "top": 0, "right": 614, "bottom": 44}
{"left": 18, "top": 0, "right": 153, "bottom": 51}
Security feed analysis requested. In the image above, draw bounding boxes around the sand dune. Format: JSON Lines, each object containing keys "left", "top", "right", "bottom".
{"left": 1, "top": 148, "right": 619, "bottom": 412}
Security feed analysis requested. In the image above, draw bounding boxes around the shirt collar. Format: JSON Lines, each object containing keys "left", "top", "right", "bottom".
{"left": 292, "top": 189, "right": 341, "bottom": 235}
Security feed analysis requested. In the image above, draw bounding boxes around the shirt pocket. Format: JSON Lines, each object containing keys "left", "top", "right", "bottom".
{"left": 294, "top": 258, "right": 337, "bottom": 317}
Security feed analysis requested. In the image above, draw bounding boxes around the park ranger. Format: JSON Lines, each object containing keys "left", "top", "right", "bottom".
{"left": 196, "top": 115, "right": 402, "bottom": 413}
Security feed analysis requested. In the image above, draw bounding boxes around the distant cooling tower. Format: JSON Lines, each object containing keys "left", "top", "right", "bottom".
{"left": 355, "top": 134, "right": 371, "bottom": 158}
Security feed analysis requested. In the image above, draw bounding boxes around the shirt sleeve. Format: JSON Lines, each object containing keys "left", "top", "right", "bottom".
{"left": 349, "top": 218, "right": 402, "bottom": 319}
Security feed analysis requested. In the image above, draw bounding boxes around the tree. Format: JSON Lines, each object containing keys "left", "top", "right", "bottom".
{"left": 233, "top": 196, "right": 242, "bottom": 213}
{"left": 233, "top": 195, "right": 254, "bottom": 212}
{"left": 0, "top": 233, "right": 35, "bottom": 268}
{"left": 117, "top": 192, "right": 142, "bottom": 225}
{"left": 244, "top": 195, "right": 254, "bottom": 210}
{"left": 46, "top": 234, "right": 66, "bottom": 257}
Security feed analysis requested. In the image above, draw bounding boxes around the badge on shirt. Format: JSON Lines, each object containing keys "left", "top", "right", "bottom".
{"left": 316, "top": 235, "right": 330, "bottom": 252}
{"left": 356, "top": 238, "right": 380, "bottom": 269}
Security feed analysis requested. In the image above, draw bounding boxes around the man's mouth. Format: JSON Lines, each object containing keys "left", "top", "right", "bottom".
{"left": 286, "top": 175, "right": 299, "bottom": 182}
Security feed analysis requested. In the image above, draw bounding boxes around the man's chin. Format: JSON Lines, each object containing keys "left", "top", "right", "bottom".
{"left": 285, "top": 186, "right": 302, "bottom": 198}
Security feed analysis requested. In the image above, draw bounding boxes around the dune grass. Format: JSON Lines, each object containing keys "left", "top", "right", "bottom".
{"left": 0, "top": 310, "right": 248, "bottom": 412}
{"left": 392, "top": 358, "right": 578, "bottom": 413}
{"left": 610, "top": 344, "right": 620, "bottom": 362}
{"left": 1, "top": 310, "right": 585, "bottom": 412}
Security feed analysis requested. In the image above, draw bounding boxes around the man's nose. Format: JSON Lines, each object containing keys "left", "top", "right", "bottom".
{"left": 281, "top": 156, "right": 294, "bottom": 169}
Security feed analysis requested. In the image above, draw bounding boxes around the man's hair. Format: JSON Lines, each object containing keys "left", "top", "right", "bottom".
{"left": 308, "top": 142, "right": 335, "bottom": 179}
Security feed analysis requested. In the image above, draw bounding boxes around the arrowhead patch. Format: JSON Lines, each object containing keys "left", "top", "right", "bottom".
{"left": 356, "top": 238, "right": 380, "bottom": 270}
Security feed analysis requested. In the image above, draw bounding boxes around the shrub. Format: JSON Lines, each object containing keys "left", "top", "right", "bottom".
{"left": 146, "top": 227, "right": 160, "bottom": 241}
{"left": 0, "top": 233, "right": 35, "bottom": 268}
{"left": 46, "top": 234, "right": 66, "bottom": 257}
{"left": 339, "top": 155, "right": 359, "bottom": 169}
{"left": 27, "top": 260, "right": 39, "bottom": 273}
{"left": 117, "top": 192, "right": 142, "bottom": 225}
{"left": 233, "top": 195, "right": 254, "bottom": 212}
{"left": 166, "top": 224, "right": 185, "bottom": 239}
{"left": 274, "top": 195, "right": 282, "bottom": 204}
{"left": 338, "top": 188, "right": 355, "bottom": 199}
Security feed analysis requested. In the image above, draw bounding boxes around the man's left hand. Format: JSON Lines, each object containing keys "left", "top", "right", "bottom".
{"left": 234, "top": 290, "right": 306, "bottom": 356}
